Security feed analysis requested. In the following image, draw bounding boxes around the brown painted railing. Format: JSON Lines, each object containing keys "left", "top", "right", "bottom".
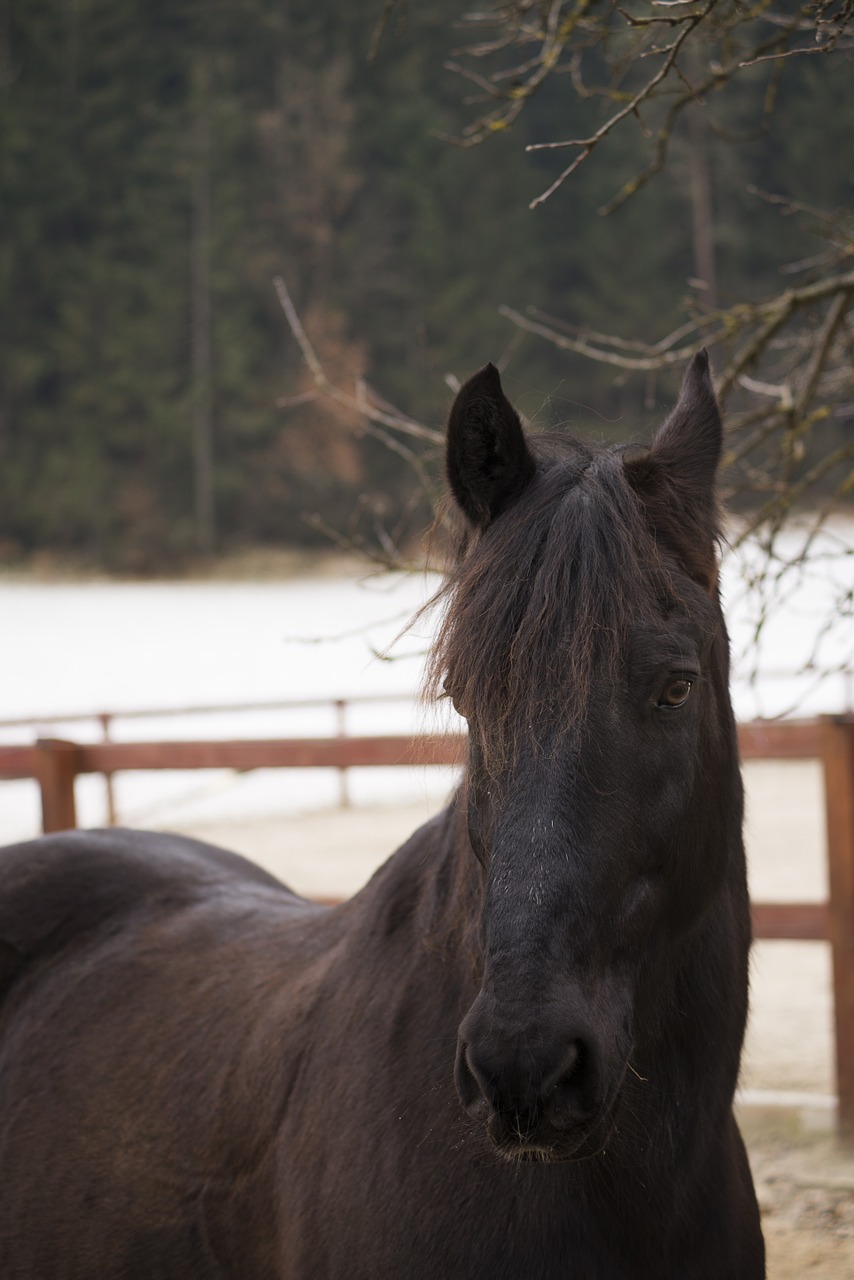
{"left": 0, "top": 713, "right": 852, "bottom": 1135}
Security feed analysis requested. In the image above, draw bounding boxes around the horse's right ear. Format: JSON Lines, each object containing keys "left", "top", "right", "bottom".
{"left": 446, "top": 364, "right": 536, "bottom": 530}
{"left": 624, "top": 350, "right": 722, "bottom": 588}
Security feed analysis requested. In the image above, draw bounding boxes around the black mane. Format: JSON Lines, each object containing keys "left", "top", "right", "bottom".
{"left": 430, "top": 439, "right": 681, "bottom": 770}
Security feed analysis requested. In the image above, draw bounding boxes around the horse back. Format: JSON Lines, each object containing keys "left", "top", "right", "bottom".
{"left": 0, "top": 829, "right": 332, "bottom": 1279}
{"left": 0, "top": 828, "right": 306, "bottom": 992}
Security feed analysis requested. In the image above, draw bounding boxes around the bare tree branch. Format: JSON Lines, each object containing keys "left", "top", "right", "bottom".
{"left": 273, "top": 275, "right": 442, "bottom": 446}
{"left": 527, "top": 1, "right": 710, "bottom": 209}
{"left": 273, "top": 275, "right": 448, "bottom": 573}
{"left": 442, "top": 0, "right": 853, "bottom": 210}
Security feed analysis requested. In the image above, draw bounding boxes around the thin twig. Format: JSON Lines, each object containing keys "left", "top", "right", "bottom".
{"left": 527, "top": 1, "right": 713, "bottom": 208}
{"left": 273, "top": 276, "right": 443, "bottom": 444}
{"left": 499, "top": 303, "right": 704, "bottom": 369}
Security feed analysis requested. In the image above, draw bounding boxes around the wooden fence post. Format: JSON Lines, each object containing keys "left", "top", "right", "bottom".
{"left": 335, "top": 699, "right": 350, "bottom": 809}
{"left": 36, "top": 738, "right": 80, "bottom": 833}
{"left": 99, "top": 713, "right": 118, "bottom": 826}
{"left": 822, "top": 715, "right": 854, "bottom": 1140}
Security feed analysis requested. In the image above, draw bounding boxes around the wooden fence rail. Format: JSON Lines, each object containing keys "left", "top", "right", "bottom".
{"left": 0, "top": 713, "right": 852, "bottom": 1135}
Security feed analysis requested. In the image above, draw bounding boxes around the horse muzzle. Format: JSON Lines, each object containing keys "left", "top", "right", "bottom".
{"left": 454, "top": 997, "right": 626, "bottom": 1162}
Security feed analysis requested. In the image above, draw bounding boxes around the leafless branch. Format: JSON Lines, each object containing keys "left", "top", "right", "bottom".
{"left": 274, "top": 275, "right": 447, "bottom": 573}
{"left": 442, "top": 0, "right": 853, "bottom": 211}
{"left": 273, "top": 275, "right": 442, "bottom": 445}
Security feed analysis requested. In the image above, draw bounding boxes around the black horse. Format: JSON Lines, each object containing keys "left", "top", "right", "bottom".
{"left": 0, "top": 354, "right": 764, "bottom": 1278}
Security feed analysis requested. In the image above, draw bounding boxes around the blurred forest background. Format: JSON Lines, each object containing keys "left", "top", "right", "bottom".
{"left": 1, "top": 0, "right": 852, "bottom": 572}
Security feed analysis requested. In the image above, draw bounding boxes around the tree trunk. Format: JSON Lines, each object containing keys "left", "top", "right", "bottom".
{"left": 686, "top": 91, "right": 717, "bottom": 311}
{"left": 191, "top": 56, "right": 215, "bottom": 555}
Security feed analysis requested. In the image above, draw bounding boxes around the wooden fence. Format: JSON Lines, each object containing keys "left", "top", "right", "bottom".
{"left": 0, "top": 711, "right": 852, "bottom": 1135}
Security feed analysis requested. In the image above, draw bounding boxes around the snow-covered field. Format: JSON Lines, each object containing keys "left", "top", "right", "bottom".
{"left": 0, "top": 517, "right": 850, "bottom": 840}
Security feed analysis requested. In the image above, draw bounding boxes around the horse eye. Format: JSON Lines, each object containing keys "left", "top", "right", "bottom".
{"left": 658, "top": 678, "right": 693, "bottom": 709}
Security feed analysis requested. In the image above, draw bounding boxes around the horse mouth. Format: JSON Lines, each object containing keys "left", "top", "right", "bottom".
{"left": 499, "top": 1144, "right": 569, "bottom": 1165}
{"left": 484, "top": 1091, "right": 621, "bottom": 1165}
{"left": 491, "top": 1131, "right": 602, "bottom": 1165}
{"left": 487, "top": 1114, "right": 607, "bottom": 1165}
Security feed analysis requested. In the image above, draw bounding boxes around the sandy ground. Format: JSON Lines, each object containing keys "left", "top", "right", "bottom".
{"left": 164, "top": 758, "right": 854, "bottom": 1278}
{"left": 740, "top": 1107, "right": 854, "bottom": 1278}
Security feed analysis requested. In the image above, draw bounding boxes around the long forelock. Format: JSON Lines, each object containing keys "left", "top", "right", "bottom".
{"left": 428, "top": 447, "right": 676, "bottom": 776}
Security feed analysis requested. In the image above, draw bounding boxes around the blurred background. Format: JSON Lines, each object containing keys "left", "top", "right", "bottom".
{"left": 1, "top": 1, "right": 851, "bottom": 573}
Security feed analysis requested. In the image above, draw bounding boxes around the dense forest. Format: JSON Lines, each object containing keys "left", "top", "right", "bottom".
{"left": 1, "top": 1, "right": 852, "bottom": 569}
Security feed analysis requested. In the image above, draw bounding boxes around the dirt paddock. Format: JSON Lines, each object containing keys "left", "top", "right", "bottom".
{"left": 169, "top": 758, "right": 854, "bottom": 1278}
{"left": 740, "top": 1108, "right": 854, "bottom": 1278}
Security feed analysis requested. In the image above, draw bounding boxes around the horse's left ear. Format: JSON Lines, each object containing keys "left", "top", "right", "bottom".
{"left": 649, "top": 349, "right": 722, "bottom": 502}
{"left": 446, "top": 363, "right": 536, "bottom": 530}
{"left": 625, "top": 350, "right": 722, "bottom": 585}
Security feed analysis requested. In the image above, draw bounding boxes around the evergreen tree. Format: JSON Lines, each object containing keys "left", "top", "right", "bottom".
{"left": 1, "top": 1, "right": 851, "bottom": 568}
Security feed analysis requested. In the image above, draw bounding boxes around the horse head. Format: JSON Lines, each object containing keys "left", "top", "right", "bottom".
{"left": 433, "top": 356, "right": 743, "bottom": 1162}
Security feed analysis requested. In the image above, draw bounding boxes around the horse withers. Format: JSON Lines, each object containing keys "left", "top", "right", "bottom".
{"left": 0, "top": 353, "right": 764, "bottom": 1278}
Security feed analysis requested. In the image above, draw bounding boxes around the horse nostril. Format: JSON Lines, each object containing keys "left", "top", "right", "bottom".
{"left": 556, "top": 1040, "right": 584, "bottom": 1092}
{"left": 549, "top": 1039, "right": 600, "bottom": 1125}
{"left": 455, "top": 1040, "right": 493, "bottom": 1119}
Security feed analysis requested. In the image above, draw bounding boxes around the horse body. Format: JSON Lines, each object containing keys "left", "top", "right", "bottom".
{"left": 0, "top": 355, "right": 764, "bottom": 1277}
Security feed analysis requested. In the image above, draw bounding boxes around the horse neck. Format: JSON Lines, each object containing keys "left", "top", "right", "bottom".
{"left": 421, "top": 783, "right": 485, "bottom": 971}
{"left": 353, "top": 780, "right": 484, "bottom": 984}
